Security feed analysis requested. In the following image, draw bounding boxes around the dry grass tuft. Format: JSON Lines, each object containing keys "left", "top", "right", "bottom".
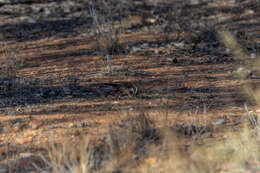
{"left": 89, "top": 1, "right": 124, "bottom": 72}
{"left": 219, "top": 31, "right": 260, "bottom": 105}
{"left": 48, "top": 113, "right": 161, "bottom": 173}
{"left": 48, "top": 118, "right": 260, "bottom": 173}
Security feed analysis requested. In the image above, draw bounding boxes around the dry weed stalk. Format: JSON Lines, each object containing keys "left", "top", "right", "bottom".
{"left": 89, "top": 1, "right": 123, "bottom": 73}
{"left": 48, "top": 137, "right": 92, "bottom": 173}
{"left": 219, "top": 31, "right": 260, "bottom": 105}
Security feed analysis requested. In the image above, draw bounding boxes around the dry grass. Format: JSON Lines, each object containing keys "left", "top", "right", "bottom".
{"left": 44, "top": 31, "right": 260, "bottom": 173}
{"left": 47, "top": 114, "right": 260, "bottom": 173}
{"left": 0, "top": 1, "right": 259, "bottom": 173}
{"left": 89, "top": 1, "right": 124, "bottom": 73}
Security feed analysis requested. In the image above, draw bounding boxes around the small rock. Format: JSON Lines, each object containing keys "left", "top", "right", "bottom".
{"left": 146, "top": 18, "right": 157, "bottom": 24}
{"left": 68, "top": 123, "right": 74, "bottom": 128}
{"left": 16, "top": 136, "right": 33, "bottom": 145}
{"left": 201, "top": 132, "right": 212, "bottom": 138}
{"left": 250, "top": 53, "right": 256, "bottom": 59}
{"left": 130, "top": 46, "right": 140, "bottom": 54}
{"left": 29, "top": 120, "right": 42, "bottom": 129}
{"left": 75, "top": 122, "right": 89, "bottom": 128}
{"left": 19, "top": 153, "right": 34, "bottom": 159}
{"left": 63, "top": 87, "right": 71, "bottom": 95}
{"left": 173, "top": 42, "right": 185, "bottom": 49}
{"left": 154, "top": 48, "right": 159, "bottom": 54}
{"left": 13, "top": 122, "right": 23, "bottom": 132}
{"left": 190, "top": 0, "right": 200, "bottom": 5}
{"left": 141, "top": 43, "right": 149, "bottom": 49}
{"left": 160, "top": 57, "right": 172, "bottom": 64}
{"left": 215, "top": 119, "right": 226, "bottom": 125}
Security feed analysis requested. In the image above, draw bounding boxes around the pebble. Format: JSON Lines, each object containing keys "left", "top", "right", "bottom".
{"left": 63, "top": 87, "right": 71, "bottom": 95}
{"left": 29, "top": 121, "right": 42, "bottom": 130}
{"left": 16, "top": 136, "right": 33, "bottom": 145}
{"left": 215, "top": 119, "right": 226, "bottom": 125}
{"left": 13, "top": 122, "right": 23, "bottom": 132}
{"left": 19, "top": 153, "right": 34, "bottom": 159}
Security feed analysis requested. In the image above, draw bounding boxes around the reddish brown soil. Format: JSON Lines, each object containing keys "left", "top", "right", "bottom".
{"left": 0, "top": 0, "right": 259, "bottom": 166}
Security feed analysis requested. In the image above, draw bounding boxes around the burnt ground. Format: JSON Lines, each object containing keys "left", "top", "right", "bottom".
{"left": 0, "top": 0, "right": 259, "bottom": 172}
